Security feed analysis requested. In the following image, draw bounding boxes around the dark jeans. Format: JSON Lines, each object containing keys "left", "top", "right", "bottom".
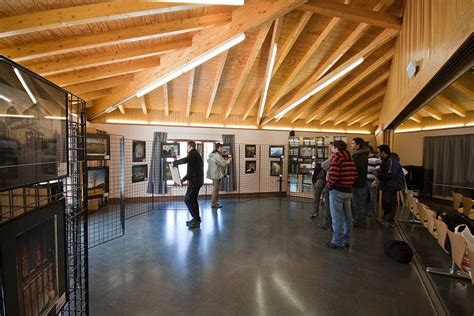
{"left": 321, "top": 186, "right": 332, "bottom": 227}
{"left": 185, "top": 178, "right": 203, "bottom": 221}
{"left": 382, "top": 190, "right": 398, "bottom": 223}
{"left": 352, "top": 187, "right": 368, "bottom": 225}
{"left": 312, "top": 179, "right": 326, "bottom": 214}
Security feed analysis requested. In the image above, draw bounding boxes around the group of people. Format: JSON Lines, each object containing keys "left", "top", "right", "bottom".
{"left": 311, "top": 139, "right": 405, "bottom": 249}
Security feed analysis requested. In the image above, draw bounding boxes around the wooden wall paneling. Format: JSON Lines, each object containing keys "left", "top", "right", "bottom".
{"left": 186, "top": 68, "right": 195, "bottom": 117}
{"left": 163, "top": 83, "right": 169, "bottom": 116}
{"left": 80, "top": 88, "right": 112, "bottom": 102}
{"left": 67, "top": 74, "right": 135, "bottom": 94}
{"left": 379, "top": 0, "right": 473, "bottom": 129}
{"left": 206, "top": 50, "right": 228, "bottom": 117}
{"left": 348, "top": 103, "right": 382, "bottom": 126}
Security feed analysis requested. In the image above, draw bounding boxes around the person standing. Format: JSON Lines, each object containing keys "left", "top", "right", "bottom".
{"left": 374, "top": 145, "right": 404, "bottom": 228}
{"left": 317, "top": 143, "right": 333, "bottom": 230}
{"left": 173, "top": 141, "right": 204, "bottom": 228}
{"left": 350, "top": 138, "right": 369, "bottom": 228}
{"left": 310, "top": 163, "right": 326, "bottom": 218}
{"left": 207, "top": 143, "right": 232, "bottom": 208}
{"left": 325, "top": 141, "right": 357, "bottom": 249}
{"left": 366, "top": 146, "right": 381, "bottom": 217}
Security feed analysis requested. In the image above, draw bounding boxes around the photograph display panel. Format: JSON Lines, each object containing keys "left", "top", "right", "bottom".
{"left": 0, "top": 58, "right": 68, "bottom": 191}
{"left": 269, "top": 146, "right": 284, "bottom": 158}
{"left": 245, "top": 160, "right": 256, "bottom": 174}
{"left": 132, "top": 164, "right": 148, "bottom": 183}
{"left": 270, "top": 161, "right": 283, "bottom": 176}
{"left": 86, "top": 134, "right": 110, "bottom": 160}
{"left": 298, "top": 163, "right": 312, "bottom": 174}
{"left": 245, "top": 145, "right": 256, "bottom": 158}
{"left": 222, "top": 144, "right": 231, "bottom": 158}
{"left": 132, "top": 140, "right": 146, "bottom": 162}
{"left": 87, "top": 166, "right": 109, "bottom": 198}
{"left": 162, "top": 143, "right": 179, "bottom": 158}
{"left": 299, "top": 147, "right": 314, "bottom": 158}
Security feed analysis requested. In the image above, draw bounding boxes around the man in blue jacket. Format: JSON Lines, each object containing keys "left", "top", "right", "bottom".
{"left": 375, "top": 145, "right": 404, "bottom": 228}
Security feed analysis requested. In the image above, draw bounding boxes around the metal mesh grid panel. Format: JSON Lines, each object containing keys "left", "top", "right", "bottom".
{"left": 87, "top": 134, "right": 124, "bottom": 248}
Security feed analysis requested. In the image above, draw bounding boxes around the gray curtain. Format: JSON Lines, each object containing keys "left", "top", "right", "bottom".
{"left": 221, "top": 134, "right": 236, "bottom": 192}
{"left": 423, "top": 134, "right": 474, "bottom": 197}
{"left": 147, "top": 132, "right": 168, "bottom": 194}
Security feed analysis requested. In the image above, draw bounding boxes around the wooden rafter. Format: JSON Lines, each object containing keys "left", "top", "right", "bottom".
{"left": 67, "top": 74, "right": 134, "bottom": 94}
{"left": 25, "top": 39, "right": 191, "bottom": 76}
{"left": 312, "top": 73, "right": 389, "bottom": 124}
{"left": 141, "top": 97, "right": 148, "bottom": 115}
{"left": 436, "top": 95, "right": 467, "bottom": 117}
{"left": 89, "top": 0, "right": 306, "bottom": 120}
{"left": 163, "top": 83, "right": 169, "bottom": 116}
{"left": 47, "top": 57, "right": 161, "bottom": 87}
{"left": 0, "top": 2, "right": 201, "bottom": 38}
{"left": 421, "top": 106, "right": 443, "bottom": 120}
{"left": 360, "top": 112, "right": 380, "bottom": 126}
{"left": 80, "top": 89, "right": 112, "bottom": 102}
{"left": 451, "top": 81, "right": 474, "bottom": 100}
{"left": 272, "top": 11, "right": 313, "bottom": 77}
{"left": 4, "top": 13, "right": 232, "bottom": 62}
{"left": 262, "top": 28, "right": 398, "bottom": 125}
{"left": 206, "top": 51, "right": 228, "bottom": 118}
{"left": 267, "top": 17, "right": 342, "bottom": 110}
{"left": 333, "top": 90, "right": 385, "bottom": 125}
{"left": 347, "top": 104, "right": 381, "bottom": 126}
{"left": 408, "top": 114, "right": 422, "bottom": 123}
{"left": 224, "top": 22, "right": 272, "bottom": 118}
{"left": 186, "top": 69, "right": 195, "bottom": 117}
{"left": 118, "top": 105, "right": 125, "bottom": 114}
{"left": 299, "top": 0, "right": 402, "bottom": 30}
{"left": 242, "top": 80, "right": 266, "bottom": 120}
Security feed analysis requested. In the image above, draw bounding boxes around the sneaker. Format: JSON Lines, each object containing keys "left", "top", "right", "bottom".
{"left": 186, "top": 219, "right": 201, "bottom": 226}
{"left": 324, "top": 241, "right": 344, "bottom": 249}
{"left": 188, "top": 221, "right": 201, "bottom": 228}
{"left": 211, "top": 204, "right": 222, "bottom": 208}
{"left": 379, "top": 221, "right": 394, "bottom": 228}
{"left": 310, "top": 212, "right": 319, "bottom": 219}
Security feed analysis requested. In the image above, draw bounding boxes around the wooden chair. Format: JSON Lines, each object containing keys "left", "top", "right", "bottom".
{"left": 426, "top": 218, "right": 471, "bottom": 280}
{"left": 424, "top": 208, "right": 437, "bottom": 237}
{"left": 462, "top": 197, "right": 474, "bottom": 220}
{"left": 417, "top": 202, "right": 428, "bottom": 228}
{"left": 398, "top": 192, "right": 421, "bottom": 224}
{"left": 447, "top": 230, "right": 471, "bottom": 280}
{"left": 452, "top": 192, "right": 464, "bottom": 213}
{"left": 467, "top": 247, "right": 474, "bottom": 285}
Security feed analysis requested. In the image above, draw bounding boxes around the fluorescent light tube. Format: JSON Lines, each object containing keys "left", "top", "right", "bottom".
{"left": 14, "top": 68, "right": 37, "bottom": 104}
{"left": 275, "top": 57, "right": 364, "bottom": 120}
{"left": 106, "top": 119, "right": 149, "bottom": 125}
{"left": 224, "top": 125, "right": 258, "bottom": 129}
{"left": 136, "top": 33, "right": 245, "bottom": 97}
{"left": 149, "top": 121, "right": 189, "bottom": 126}
{"left": 44, "top": 116, "right": 66, "bottom": 120}
{"left": 394, "top": 128, "right": 422, "bottom": 133}
{"left": 422, "top": 124, "right": 465, "bottom": 131}
{"left": 258, "top": 43, "right": 278, "bottom": 121}
{"left": 0, "top": 113, "right": 34, "bottom": 118}
{"left": 0, "top": 95, "right": 12, "bottom": 102}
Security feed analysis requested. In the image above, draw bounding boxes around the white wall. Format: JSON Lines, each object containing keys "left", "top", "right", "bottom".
{"left": 393, "top": 127, "right": 474, "bottom": 166}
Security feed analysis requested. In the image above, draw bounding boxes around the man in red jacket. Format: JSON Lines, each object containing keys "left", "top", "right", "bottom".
{"left": 325, "top": 140, "right": 358, "bottom": 249}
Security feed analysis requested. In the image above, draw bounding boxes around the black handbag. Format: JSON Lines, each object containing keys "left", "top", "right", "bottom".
{"left": 384, "top": 240, "right": 413, "bottom": 263}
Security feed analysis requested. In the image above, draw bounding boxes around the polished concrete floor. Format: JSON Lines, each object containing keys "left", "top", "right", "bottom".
{"left": 89, "top": 197, "right": 433, "bottom": 315}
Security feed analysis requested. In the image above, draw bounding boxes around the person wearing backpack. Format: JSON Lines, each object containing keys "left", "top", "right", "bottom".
{"left": 374, "top": 144, "right": 404, "bottom": 228}
{"left": 325, "top": 140, "right": 358, "bottom": 249}
{"left": 310, "top": 163, "right": 326, "bottom": 218}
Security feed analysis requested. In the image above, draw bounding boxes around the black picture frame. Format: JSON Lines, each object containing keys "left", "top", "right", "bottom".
{"left": 270, "top": 161, "right": 283, "bottom": 177}
{"left": 161, "top": 143, "right": 179, "bottom": 158}
{"left": 87, "top": 166, "right": 109, "bottom": 198}
{"left": 132, "top": 140, "right": 146, "bottom": 162}
{"left": 245, "top": 145, "right": 256, "bottom": 158}
{"left": 0, "top": 56, "right": 69, "bottom": 191}
{"left": 298, "top": 163, "right": 312, "bottom": 175}
{"left": 245, "top": 160, "right": 256, "bottom": 174}
{"left": 86, "top": 134, "right": 110, "bottom": 160}
{"left": 299, "top": 146, "right": 315, "bottom": 158}
{"left": 269, "top": 145, "right": 284, "bottom": 158}
{"left": 132, "top": 164, "right": 148, "bottom": 183}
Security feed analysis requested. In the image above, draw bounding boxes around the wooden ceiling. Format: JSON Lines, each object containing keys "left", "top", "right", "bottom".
{"left": 0, "top": 0, "right": 415, "bottom": 131}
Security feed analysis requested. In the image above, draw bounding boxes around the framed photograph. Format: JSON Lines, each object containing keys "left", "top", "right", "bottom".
{"left": 245, "top": 145, "right": 256, "bottom": 158}
{"left": 132, "top": 164, "right": 148, "bottom": 183}
{"left": 298, "top": 163, "right": 312, "bottom": 175}
{"left": 162, "top": 143, "right": 179, "bottom": 158}
{"left": 87, "top": 167, "right": 109, "bottom": 198}
{"left": 270, "top": 161, "right": 283, "bottom": 177}
{"left": 0, "top": 57, "right": 68, "bottom": 191}
{"left": 163, "top": 162, "right": 172, "bottom": 181}
{"left": 132, "top": 140, "right": 146, "bottom": 162}
{"left": 86, "top": 134, "right": 110, "bottom": 160}
{"left": 269, "top": 145, "right": 284, "bottom": 158}
{"left": 299, "top": 146, "right": 314, "bottom": 158}
{"left": 222, "top": 144, "right": 231, "bottom": 158}
{"left": 245, "top": 160, "right": 256, "bottom": 174}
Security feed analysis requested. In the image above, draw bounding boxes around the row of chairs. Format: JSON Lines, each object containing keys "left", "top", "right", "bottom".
{"left": 404, "top": 191, "right": 473, "bottom": 285}
{"left": 452, "top": 192, "right": 474, "bottom": 220}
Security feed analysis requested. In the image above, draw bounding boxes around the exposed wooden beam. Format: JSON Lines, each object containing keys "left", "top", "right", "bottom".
{"left": 224, "top": 22, "right": 272, "bottom": 118}
{"left": 163, "top": 83, "right": 169, "bottom": 116}
{"left": 4, "top": 13, "right": 231, "bottom": 62}
{"left": 347, "top": 104, "right": 381, "bottom": 126}
{"left": 422, "top": 106, "right": 443, "bottom": 120}
{"left": 307, "top": 72, "right": 389, "bottom": 124}
{"left": 0, "top": 2, "right": 201, "bottom": 38}
{"left": 360, "top": 112, "right": 380, "bottom": 126}
{"left": 408, "top": 114, "right": 422, "bottom": 123}
{"left": 268, "top": 17, "right": 342, "bottom": 110}
{"left": 436, "top": 95, "right": 467, "bottom": 117}
{"left": 262, "top": 28, "right": 398, "bottom": 125}
{"left": 141, "top": 97, "right": 148, "bottom": 115}
{"left": 79, "top": 89, "right": 112, "bottom": 102}
{"left": 299, "top": 0, "right": 402, "bottom": 30}
{"left": 147, "top": 0, "right": 244, "bottom": 4}
{"left": 47, "top": 57, "right": 161, "bottom": 87}
{"left": 272, "top": 11, "right": 313, "bottom": 77}
{"left": 89, "top": 0, "right": 307, "bottom": 120}
{"left": 451, "top": 81, "right": 474, "bottom": 100}
{"left": 243, "top": 80, "right": 266, "bottom": 120}
{"left": 68, "top": 74, "right": 134, "bottom": 95}
{"left": 333, "top": 91, "right": 385, "bottom": 125}
{"left": 25, "top": 39, "right": 191, "bottom": 76}
{"left": 206, "top": 51, "right": 228, "bottom": 118}
{"left": 118, "top": 105, "right": 125, "bottom": 114}
{"left": 186, "top": 69, "right": 195, "bottom": 117}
